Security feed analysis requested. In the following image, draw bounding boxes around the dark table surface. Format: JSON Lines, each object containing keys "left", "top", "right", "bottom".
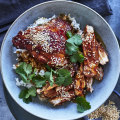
{"left": 0, "top": 0, "right": 120, "bottom": 120}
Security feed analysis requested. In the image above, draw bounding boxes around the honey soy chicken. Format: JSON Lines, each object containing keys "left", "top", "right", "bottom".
{"left": 74, "top": 25, "right": 109, "bottom": 96}
{"left": 12, "top": 16, "right": 72, "bottom": 67}
{"left": 12, "top": 14, "right": 109, "bottom": 107}
{"left": 82, "top": 25, "right": 108, "bottom": 80}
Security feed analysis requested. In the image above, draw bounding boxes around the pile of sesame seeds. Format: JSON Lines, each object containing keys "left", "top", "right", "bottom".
{"left": 32, "top": 31, "right": 53, "bottom": 53}
{"left": 24, "top": 21, "right": 68, "bottom": 54}
{"left": 24, "top": 28, "right": 54, "bottom": 53}
{"left": 88, "top": 101, "right": 120, "bottom": 120}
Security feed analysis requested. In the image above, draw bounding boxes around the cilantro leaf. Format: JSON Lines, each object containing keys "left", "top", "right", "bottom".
{"left": 67, "top": 34, "right": 82, "bottom": 46}
{"left": 15, "top": 64, "right": 28, "bottom": 83}
{"left": 32, "top": 75, "right": 46, "bottom": 88}
{"left": 19, "top": 87, "right": 36, "bottom": 104}
{"left": 19, "top": 89, "right": 28, "bottom": 99}
{"left": 22, "top": 62, "right": 32, "bottom": 76}
{"left": 23, "top": 97, "right": 32, "bottom": 104}
{"left": 44, "top": 71, "right": 51, "bottom": 79}
{"left": 65, "top": 32, "right": 84, "bottom": 63}
{"left": 44, "top": 66, "right": 73, "bottom": 87}
{"left": 18, "top": 73, "right": 28, "bottom": 83}
{"left": 75, "top": 96, "right": 91, "bottom": 113}
{"left": 50, "top": 70, "right": 54, "bottom": 86}
{"left": 65, "top": 42, "right": 78, "bottom": 55}
{"left": 34, "top": 68, "right": 37, "bottom": 73}
{"left": 55, "top": 69, "right": 72, "bottom": 86}
{"left": 44, "top": 69, "right": 54, "bottom": 86}
{"left": 66, "top": 31, "right": 73, "bottom": 38}
{"left": 63, "top": 75, "right": 72, "bottom": 86}
{"left": 70, "top": 52, "right": 84, "bottom": 63}
{"left": 57, "top": 69, "right": 71, "bottom": 77}
{"left": 35, "top": 80, "right": 46, "bottom": 88}
{"left": 55, "top": 77, "right": 65, "bottom": 86}
{"left": 28, "top": 73, "right": 36, "bottom": 80}
{"left": 25, "top": 87, "right": 36, "bottom": 99}
{"left": 15, "top": 62, "right": 33, "bottom": 83}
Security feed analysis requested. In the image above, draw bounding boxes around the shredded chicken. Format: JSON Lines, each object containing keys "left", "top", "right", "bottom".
{"left": 13, "top": 15, "right": 109, "bottom": 106}
{"left": 82, "top": 25, "right": 108, "bottom": 81}
{"left": 12, "top": 16, "right": 72, "bottom": 68}
{"left": 86, "top": 77, "right": 94, "bottom": 92}
{"left": 82, "top": 25, "right": 100, "bottom": 78}
{"left": 74, "top": 64, "right": 86, "bottom": 96}
{"left": 98, "top": 44, "right": 109, "bottom": 65}
{"left": 50, "top": 90, "right": 75, "bottom": 106}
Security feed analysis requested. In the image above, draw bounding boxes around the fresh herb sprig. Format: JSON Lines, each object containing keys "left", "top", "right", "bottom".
{"left": 66, "top": 31, "right": 84, "bottom": 63}
{"left": 19, "top": 86, "right": 36, "bottom": 103}
{"left": 15, "top": 62, "right": 33, "bottom": 83}
{"left": 15, "top": 63, "right": 91, "bottom": 112}
{"left": 45, "top": 64, "right": 72, "bottom": 86}
{"left": 16, "top": 63, "right": 73, "bottom": 88}
{"left": 55, "top": 69, "right": 72, "bottom": 86}
{"left": 75, "top": 96, "right": 91, "bottom": 113}
{"left": 32, "top": 75, "right": 47, "bottom": 88}
{"left": 15, "top": 62, "right": 73, "bottom": 103}
{"left": 44, "top": 69, "right": 54, "bottom": 86}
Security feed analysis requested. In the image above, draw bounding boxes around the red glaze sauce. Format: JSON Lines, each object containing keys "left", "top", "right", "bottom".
{"left": 12, "top": 18, "right": 72, "bottom": 66}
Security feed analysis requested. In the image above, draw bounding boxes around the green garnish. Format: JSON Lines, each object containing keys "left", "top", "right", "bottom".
{"left": 32, "top": 75, "right": 46, "bottom": 88}
{"left": 44, "top": 69, "right": 54, "bottom": 86}
{"left": 44, "top": 65, "right": 72, "bottom": 86}
{"left": 67, "top": 34, "right": 82, "bottom": 46}
{"left": 70, "top": 52, "right": 84, "bottom": 63}
{"left": 66, "top": 31, "right": 84, "bottom": 63}
{"left": 15, "top": 62, "right": 33, "bottom": 83}
{"left": 25, "top": 87, "right": 36, "bottom": 98}
{"left": 19, "top": 87, "right": 36, "bottom": 103}
{"left": 75, "top": 96, "right": 91, "bottom": 113}
{"left": 55, "top": 69, "right": 72, "bottom": 86}
{"left": 66, "top": 31, "right": 73, "bottom": 38}
{"left": 16, "top": 63, "right": 73, "bottom": 103}
{"left": 65, "top": 42, "right": 78, "bottom": 55}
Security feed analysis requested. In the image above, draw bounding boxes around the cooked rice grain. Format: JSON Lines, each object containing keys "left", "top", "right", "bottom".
{"left": 16, "top": 51, "right": 46, "bottom": 71}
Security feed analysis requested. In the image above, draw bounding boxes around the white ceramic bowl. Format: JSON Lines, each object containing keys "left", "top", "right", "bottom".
{"left": 1, "top": 1, "right": 120, "bottom": 120}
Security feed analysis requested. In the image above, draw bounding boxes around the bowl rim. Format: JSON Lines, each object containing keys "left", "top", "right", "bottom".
{"left": 0, "top": 1, "right": 120, "bottom": 120}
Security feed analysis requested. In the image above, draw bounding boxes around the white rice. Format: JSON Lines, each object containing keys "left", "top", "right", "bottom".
{"left": 68, "top": 14, "right": 80, "bottom": 30}
{"left": 39, "top": 69, "right": 45, "bottom": 76}
{"left": 13, "top": 49, "right": 27, "bottom": 53}
{"left": 12, "top": 64, "right": 17, "bottom": 69}
{"left": 28, "top": 15, "right": 56, "bottom": 28}
{"left": 29, "top": 14, "right": 81, "bottom": 31}
{"left": 15, "top": 78, "right": 33, "bottom": 89}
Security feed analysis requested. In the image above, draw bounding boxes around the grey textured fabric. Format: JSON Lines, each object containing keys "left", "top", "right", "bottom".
{"left": 0, "top": 0, "right": 112, "bottom": 33}
{"left": 73, "top": 0, "right": 112, "bottom": 16}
